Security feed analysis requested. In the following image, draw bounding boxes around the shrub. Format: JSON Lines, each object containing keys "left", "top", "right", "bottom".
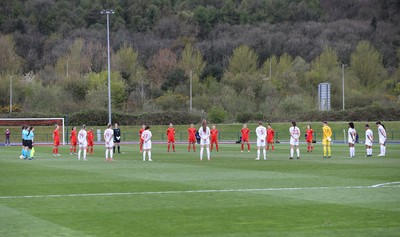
{"left": 208, "top": 106, "right": 228, "bottom": 123}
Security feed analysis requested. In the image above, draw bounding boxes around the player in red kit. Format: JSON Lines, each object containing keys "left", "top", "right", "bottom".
{"left": 70, "top": 127, "right": 77, "bottom": 155}
{"left": 139, "top": 125, "right": 145, "bottom": 153}
{"left": 166, "top": 123, "right": 176, "bottom": 152}
{"left": 53, "top": 124, "right": 60, "bottom": 156}
{"left": 306, "top": 125, "right": 314, "bottom": 152}
{"left": 241, "top": 123, "right": 250, "bottom": 152}
{"left": 188, "top": 123, "right": 197, "bottom": 152}
{"left": 210, "top": 125, "right": 219, "bottom": 152}
{"left": 266, "top": 124, "right": 275, "bottom": 151}
{"left": 87, "top": 128, "right": 94, "bottom": 154}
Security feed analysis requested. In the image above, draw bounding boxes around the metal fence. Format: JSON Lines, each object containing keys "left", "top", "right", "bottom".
{"left": 6, "top": 131, "right": 399, "bottom": 144}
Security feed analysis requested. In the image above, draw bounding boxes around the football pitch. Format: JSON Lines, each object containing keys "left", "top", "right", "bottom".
{"left": 1, "top": 143, "right": 399, "bottom": 237}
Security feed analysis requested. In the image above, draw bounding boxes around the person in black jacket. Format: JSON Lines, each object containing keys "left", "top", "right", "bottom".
{"left": 113, "top": 123, "right": 121, "bottom": 153}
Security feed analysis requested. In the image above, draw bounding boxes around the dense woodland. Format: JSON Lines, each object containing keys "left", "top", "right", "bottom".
{"left": 1, "top": 0, "right": 400, "bottom": 122}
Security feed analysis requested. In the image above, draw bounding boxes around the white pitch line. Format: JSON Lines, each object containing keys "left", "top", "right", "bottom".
{"left": 1, "top": 182, "right": 399, "bottom": 200}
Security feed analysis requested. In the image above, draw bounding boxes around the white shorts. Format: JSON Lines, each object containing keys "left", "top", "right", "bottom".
{"left": 200, "top": 138, "right": 210, "bottom": 146}
{"left": 379, "top": 138, "right": 386, "bottom": 145}
{"left": 348, "top": 139, "right": 355, "bottom": 144}
{"left": 365, "top": 140, "right": 373, "bottom": 147}
{"left": 105, "top": 141, "right": 114, "bottom": 148}
{"left": 79, "top": 141, "right": 87, "bottom": 148}
{"left": 257, "top": 139, "right": 266, "bottom": 147}
{"left": 290, "top": 138, "right": 299, "bottom": 146}
{"left": 143, "top": 141, "right": 152, "bottom": 150}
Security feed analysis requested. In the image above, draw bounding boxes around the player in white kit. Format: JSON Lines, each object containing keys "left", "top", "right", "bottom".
{"left": 104, "top": 123, "right": 114, "bottom": 161}
{"left": 376, "top": 121, "right": 387, "bottom": 157}
{"left": 198, "top": 119, "right": 211, "bottom": 161}
{"left": 365, "top": 124, "right": 374, "bottom": 157}
{"left": 348, "top": 122, "right": 356, "bottom": 158}
{"left": 77, "top": 124, "right": 88, "bottom": 161}
{"left": 141, "top": 126, "right": 153, "bottom": 161}
{"left": 289, "top": 121, "right": 301, "bottom": 159}
{"left": 255, "top": 121, "right": 267, "bottom": 160}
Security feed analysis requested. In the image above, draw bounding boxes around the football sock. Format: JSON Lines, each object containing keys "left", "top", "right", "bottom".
{"left": 328, "top": 146, "right": 331, "bottom": 156}
{"left": 113, "top": 147, "right": 115, "bottom": 153}
{"left": 83, "top": 150, "right": 86, "bottom": 160}
{"left": 210, "top": 144, "right": 213, "bottom": 151}
{"left": 118, "top": 146, "right": 120, "bottom": 153}
{"left": 168, "top": 144, "right": 170, "bottom": 151}
{"left": 241, "top": 144, "right": 244, "bottom": 151}
{"left": 290, "top": 148, "right": 294, "bottom": 158}
{"left": 78, "top": 150, "right": 81, "bottom": 160}
{"left": 148, "top": 151, "right": 152, "bottom": 160}
{"left": 105, "top": 150, "right": 108, "bottom": 159}
{"left": 257, "top": 149, "right": 260, "bottom": 159}
{"left": 143, "top": 151, "right": 146, "bottom": 161}
{"left": 266, "top": 146, "right": 269, "bottom": 151}
{"left": 263, "top": 149, "right": 266, "bottom": 159}
{"left": 206, "top": 148, "right": 210, "bottom": 160}
{"left": 247, "top": 144, "right": 250, "bottom": 151}
{"left": 323, "top": 146, "right": 327, "bottom": 156}
{"left": 296, "top": 149, "right": 300, "bottom": 157}
{"left": 172, "top": 144, "right": 175, "bottom": 151}
{"left": 188, "top": 144, "right": 190, "bottom": 151}
{"left": 216, "top": 144, "right": 218, "bottom": 152}
{"left": 110, "top": 149, "right": 113, "bottom": 159}
{"left": 193, "top": 144, "right": 196, "bottom": 152}
{"left": 272, "top": 145, "right": 274, "bottom": 151}
{"left": 383, "top": 146, "right": 386, "bottom": 155}
{"left": 200, "top": 147, "right": 204, "bottom": 160}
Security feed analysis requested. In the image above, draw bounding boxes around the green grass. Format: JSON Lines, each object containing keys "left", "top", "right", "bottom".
{"left": 1, "top": 143, "right": 400, "bottom": 237}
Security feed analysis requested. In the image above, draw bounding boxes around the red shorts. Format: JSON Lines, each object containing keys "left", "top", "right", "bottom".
{"left": 54, "top": 140, "right": 60, "bottom": 146}
{"left": 267, "top": 139, "right": 273, "bottom": 143}
{"left": 168, "top": 138, "right": 175, "bottom": 143}
{"left": 242, "top": 138, "right": 249, "bottom": 142}
{"left": 211, "top": 138, "right": 218, "bottom": 144}
{"left": 71, "top": 140, "right": 77, "bottom": 146}
{"left": 88, "top": 141, "right": 94, "bottom": 146}
{"left": 188, "top": 137, "right": 196, "bottom": 143}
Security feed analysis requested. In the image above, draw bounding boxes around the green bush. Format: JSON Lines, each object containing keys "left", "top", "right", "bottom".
{"left": 208, "top": 106, "right": 228, "bottom": 123}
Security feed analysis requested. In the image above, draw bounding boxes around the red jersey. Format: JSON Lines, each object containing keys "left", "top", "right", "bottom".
{"left": 53, "top": 129, "right": 60, "bottom": 146}
{"left": 210, "top": 129, "right": 218, "bottom": 141}
{"left": 267, "top": 128, "right": 274, "bottom": 142}
{"left": 139, "top": 128, "right": 145, "bottom": 142}
{"left": 241, "top": 128, "right": 250, "bottom": 141}
{"left": 188, "top": 127, "right": 196, "bottom": 140}
{"left": 87, "top": 130, "right": 94, "bottom": 143}
{"left": 70, "top": 130, "right": 77, "bottom": 143}
{"left": 306, "top": 129, "right": 313, "bottom": 142}
{"left": 167, "top": 127, "right": 175, "bottom": 141}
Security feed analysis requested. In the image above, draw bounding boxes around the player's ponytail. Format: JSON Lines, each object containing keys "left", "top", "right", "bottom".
{"left": 202, "top": 119, "right": 207, "bottom": 132}
{"left": 292, "top": 121, "right": 296, "bottom": 127}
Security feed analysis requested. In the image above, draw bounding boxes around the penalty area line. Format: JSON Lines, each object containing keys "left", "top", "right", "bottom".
{"left": 1, "top": 182, "right": 400, "bottom": 200}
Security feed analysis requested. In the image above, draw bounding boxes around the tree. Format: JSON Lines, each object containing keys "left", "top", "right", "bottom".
{"left": 147, "top": 48, "right": 178, "bottom": 93}
{"left": 0, "top": 34, "right": 24, "bottom": 74}
{"left": 350, "top": 41, "right": 386, "bottom": 88}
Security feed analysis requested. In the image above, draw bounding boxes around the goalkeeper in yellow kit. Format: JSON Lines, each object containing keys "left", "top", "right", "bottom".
{"left": 322, "top": 121, "right": 332, "bottom": 158}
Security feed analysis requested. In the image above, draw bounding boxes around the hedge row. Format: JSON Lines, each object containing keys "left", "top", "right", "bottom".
{"left": 68, "top": 109, "right": 203, "bottom": 126}
{"left": 2, "top": 106, "right": 399, "bottom": 125}
{"left": 236, "top": 105, "right": 400, "bottom": 123}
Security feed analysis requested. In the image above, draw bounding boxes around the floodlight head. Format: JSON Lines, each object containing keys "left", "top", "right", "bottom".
{"left": 101, "top": 9, "right": 114, "bottom": 14}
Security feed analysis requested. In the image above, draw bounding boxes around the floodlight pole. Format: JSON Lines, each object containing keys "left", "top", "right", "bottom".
{"left": 101, "top": 9, "right": 114, "bottom": 124}
{"left": 9, "top": 76, "right": 12, "bottom": 113}
{"left": 189, "top": 70, "right": 193, "bottom": 111}
{"left": 342, "top": 64, "right": 346, "bottom": 111}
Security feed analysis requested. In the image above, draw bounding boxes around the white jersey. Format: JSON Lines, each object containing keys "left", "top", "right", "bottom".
{"left": 377, "top": 125, "right": 387, "bottom": 144}
{"left": 141, "top": 130, "right": 152, "bottom": 149}
{"left": 256, "top": 125, "right": 267, "bottom": 147}
{"left": 348, "top": 128, "right": 356, "bottom": 144}
{"left": 104, "top": 128, "right": 114, "bottom": 148}
{"left": 289, "top": 126, "right": 301, "bottom": 145}
{"left": 198, "top": 126, "right": 210, "bottom": 145}
{"left": 78, "top": 129, "right": 87, "bottom": 147}
{"left": 365, "top": 129, "right": 373, "bottom": 146}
